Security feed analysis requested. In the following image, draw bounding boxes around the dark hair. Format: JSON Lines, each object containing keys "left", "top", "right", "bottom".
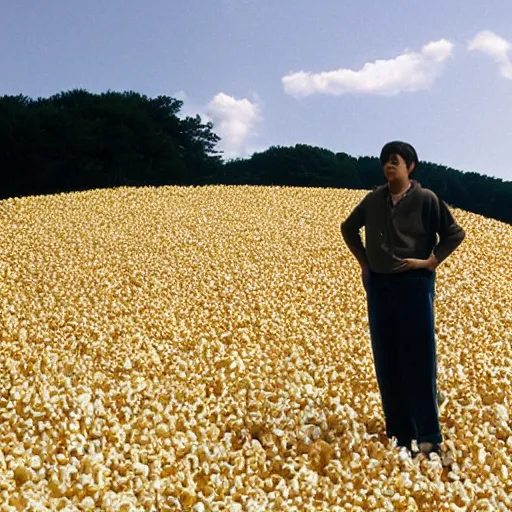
{"left": 379, "top": 141, "right": 419, "bottom": 172}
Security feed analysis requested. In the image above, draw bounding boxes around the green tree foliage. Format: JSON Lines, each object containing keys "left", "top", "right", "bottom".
{"left": 0, "top": 89, "right": 221, "bottom": 198}
{"left": 220, "top": 145, "right": 511, "bottom": 224}
{"left": 1, "top": 89, "right": 510, "bottom": 225}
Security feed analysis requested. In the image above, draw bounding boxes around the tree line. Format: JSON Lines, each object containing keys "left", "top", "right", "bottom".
{"left": 1, "top": 89, "right": 510, "bottom": 225}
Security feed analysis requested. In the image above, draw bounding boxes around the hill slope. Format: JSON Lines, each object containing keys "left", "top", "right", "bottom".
{"left": 0, "top": 185, "right": 510, "bottom": 510}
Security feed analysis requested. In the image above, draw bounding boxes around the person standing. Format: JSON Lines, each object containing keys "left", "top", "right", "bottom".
{"left": 340, "top": 141, "right": 465, "bottom": 456}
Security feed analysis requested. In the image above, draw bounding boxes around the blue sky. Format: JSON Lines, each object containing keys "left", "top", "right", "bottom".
{"left": 2, "top": 0, "right": 512, "bottom": 181}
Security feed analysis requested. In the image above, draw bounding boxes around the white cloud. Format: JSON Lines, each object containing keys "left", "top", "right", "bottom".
{"left": 206, "top": 93, "right": 261, "bottom": 159}
{"left": 468, "top": 30, "right": 512, "bottom": 79}
{"left": 282, "top": 38, "right": 454, "bottom": 98}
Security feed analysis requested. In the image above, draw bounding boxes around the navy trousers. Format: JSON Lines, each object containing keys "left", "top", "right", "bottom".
{"left": 366, "top": 268, "right": 442, "bottom": 447}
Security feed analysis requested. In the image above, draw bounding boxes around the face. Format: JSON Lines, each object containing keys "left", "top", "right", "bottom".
{"left": 383, "top": 153, "right": 414, "bottom": 183}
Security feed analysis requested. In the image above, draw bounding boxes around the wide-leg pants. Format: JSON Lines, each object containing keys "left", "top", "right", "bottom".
{"left": 366, "top": 268, "right": 443, "bottom": 446}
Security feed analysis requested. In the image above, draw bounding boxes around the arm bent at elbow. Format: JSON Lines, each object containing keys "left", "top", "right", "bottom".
{"left": 341, "top": 221, "right": 371, "bottom": 292}
{"left": 432, "top": 199, "right": 466, "bottom": 265}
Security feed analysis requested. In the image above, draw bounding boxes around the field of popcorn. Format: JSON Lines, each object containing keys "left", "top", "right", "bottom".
{"left": 0, "top": 184, "right": 511, "bottom": 512}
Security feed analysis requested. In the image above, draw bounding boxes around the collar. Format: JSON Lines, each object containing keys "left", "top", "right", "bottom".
{"left": 387, "top": 179, "right": 421, "bottom": 196}
{"left": 373, "top": 179, "right": 421, "bottom": 198}
{"left": 384, "top": 179, "right": 419, "bottom": 209}
{"left": 387, "top": 179, "right": 414, "bottom": 194}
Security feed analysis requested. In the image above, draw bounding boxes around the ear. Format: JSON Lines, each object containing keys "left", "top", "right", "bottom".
{"left": 407, "top": 162, "right": 416, "bottom": 174}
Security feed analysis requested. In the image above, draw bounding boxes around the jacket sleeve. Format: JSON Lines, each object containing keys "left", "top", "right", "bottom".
{"left": 432, "top": 197, "right": 465, "bottom": 264}
{"left": 340, "top": 193, "right": 371, "bottom": 267}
